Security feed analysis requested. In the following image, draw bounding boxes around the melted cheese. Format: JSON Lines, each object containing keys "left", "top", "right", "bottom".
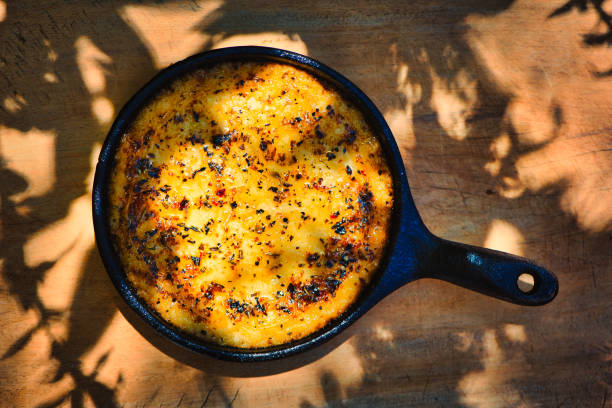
{"left": 108, "top": 62, "right": 393, "bottom": 348}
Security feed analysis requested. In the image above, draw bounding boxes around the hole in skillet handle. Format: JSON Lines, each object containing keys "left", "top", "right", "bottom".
{"left": 517, "top": 272, "right": 536, "bottom": 293}
{"left": 422, "top": 237, "right": 558, "bottom": 306}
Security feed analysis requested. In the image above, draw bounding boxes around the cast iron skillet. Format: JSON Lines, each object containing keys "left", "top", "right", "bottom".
{"left": 92, "top": 46, "right": 558, "bottom": 362}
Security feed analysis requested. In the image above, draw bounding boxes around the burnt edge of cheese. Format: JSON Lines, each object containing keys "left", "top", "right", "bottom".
{"left": 108, "top": 61, "right": 394, "bottom": 348}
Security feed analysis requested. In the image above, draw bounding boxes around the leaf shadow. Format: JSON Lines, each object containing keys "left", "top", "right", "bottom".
{"left": 0, "top": 1, "right": 161, "bottom": 406}
{"left": 548, "top": 0, "right": 612, "bottom": 76}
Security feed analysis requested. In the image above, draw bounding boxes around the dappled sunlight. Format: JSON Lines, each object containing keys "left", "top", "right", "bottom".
{"left": 2, "top": 95, "right": 25, "bottom": 113}
{"left": 0, "top": 20, "right": 123, "bottom": 404}
{"left": 497, "top": 176, "right": 526, "bottom": 199}
{"left": 21, "top": 127, "right": 99, "bottom": 270}
{"left": 31, "top": 194, "right": 93, "bottom": 307}
{"left": 374, "top": 324, "right": 394, "bottom": 343}
{"left": 386, "top": 108, "right": 416, "bottom": 151}
{"left": 120, "top": 1, "right": 309, "bottom": 70}
{"left": 515, "top": 140, "right": 612, "bottom": 232}
{"left": 429, "top": 67, "right": 478, "bottom": 141}
{"left": 490, "top": 133, "right": 511, "bottom": 159}
{"left": 295, "top": 340, "right": 365, "bottom": 407}
{"left": 120, "top": 1, "right": 223, "bottom": 69}
{"left": 212, "top": 32, "right": 308, "bottom": 55}
{"left": 75, "top": 37, "right": 116, "bottom": 126}
{"left": 549, "top": 0, "right": 612, "bottom": 76}
{"left": 79, "top": 315, "right": 142, "bottom": 395}
{"left": 455, "top": 331, "right": 476, "bottom": 352}
{"left": 91, "top": 96, "right": 115, "bottom": 125}
{"left": 1, "top": 1, "right": 162, "bottom": 406}
{"left": 89, "top": 311, "right": 214, "bottom": 407}
{"left": 458, "top": 328, "right": 531, "bottom": 408}
{"left": 558, "top": 176, "right": 612, "bottom": 232}
{"left": 120, "top": 337, "right": 369, "bottom": 407}
{"left": 393, "top": 61, "right": 423, "bottom": 107}
{"left": 1, "top": 134, "right": 119, "bottom": 405}
{"left": 75, "top": 36, "right": 112, "bottom": 95}
{"left": 0, "top": 126, "right": 55, "bottom": 203}
{"left": 483, "top": 159, "right": 501, "bottom": 178}
{"left": 86, "top": 143, "right": 102, "bottom": 194}
{"left": 484, "top": 133, "right": 511, "bottom": 177}
{"left": 505, "top": 98, "right": 559, "bottom": 146}
{"left": 483, "top": 219, "right": 524, "bottom": 256}
{"left": 43, "top": 72, "right": 59, "bottom": 84}
{"left": 465, "top": 0, "right": 612, "bottom": 232}
{"left": 22, "top": 195, "right": 86, "bottom": 267}
{"left": 44, "top": 39, "right": 58, "bottom": 63}
{"left": 388, "top": 57, "right": 420, "bottom": 151}
{"left": 504, "top": 324, "right": 526, "bottom": 343}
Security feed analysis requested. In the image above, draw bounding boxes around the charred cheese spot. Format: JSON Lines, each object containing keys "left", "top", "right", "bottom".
{"left": 108, "top": 62, "right": 393, "bottom": 348}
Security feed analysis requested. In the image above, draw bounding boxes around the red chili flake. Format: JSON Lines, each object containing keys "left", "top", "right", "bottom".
{"left": 216, "top": 189, "right": 226, "bottom": 197}
{"left": 204, "top": 282, "right": 224, "bottom": 299}
{"left": 330, "top": 212, "right": 339, "bottom": 219}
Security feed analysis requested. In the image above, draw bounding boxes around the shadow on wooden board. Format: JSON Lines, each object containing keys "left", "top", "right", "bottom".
{"left": 1, "top": 0, "right": 610, "bottom": 407}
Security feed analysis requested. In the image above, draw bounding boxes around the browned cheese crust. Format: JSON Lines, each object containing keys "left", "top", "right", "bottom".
{"left": 108, "top": 62, "right": 393, "bottom": 348}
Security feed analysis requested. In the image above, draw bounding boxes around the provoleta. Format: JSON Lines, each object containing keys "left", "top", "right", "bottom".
{"left": 108, "top": 61, "right": 393, "bottom": 348}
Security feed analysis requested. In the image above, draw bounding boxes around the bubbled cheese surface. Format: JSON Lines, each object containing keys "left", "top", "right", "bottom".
{"left": 108, "top": 62, "right": 393, "bottom": 348}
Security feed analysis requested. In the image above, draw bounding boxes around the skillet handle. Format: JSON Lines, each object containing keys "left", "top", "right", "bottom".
{"left": 422, "top": 238, "right": 558, "bottom": 306}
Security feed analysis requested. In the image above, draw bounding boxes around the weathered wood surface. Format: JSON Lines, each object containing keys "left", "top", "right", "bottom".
{"left": 0, "top": 1, "right": 610, "bottom": 407}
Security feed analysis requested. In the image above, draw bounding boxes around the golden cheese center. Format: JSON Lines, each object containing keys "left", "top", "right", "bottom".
{"left": 109, "top": 61, "right": 393, "bottom": 348}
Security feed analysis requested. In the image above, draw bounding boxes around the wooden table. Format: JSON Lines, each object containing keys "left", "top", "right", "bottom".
{"left": 1, "top": 1, "right": 611, "bottom": 406}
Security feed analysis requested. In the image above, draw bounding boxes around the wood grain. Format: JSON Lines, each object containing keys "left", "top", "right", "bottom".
{"left": 0, "top": 0, "right": 610, "bottom": 407}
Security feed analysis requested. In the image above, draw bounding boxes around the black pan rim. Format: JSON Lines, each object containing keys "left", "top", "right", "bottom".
{"left": 92, "top": 46, "right": 413, "bottom": 361}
